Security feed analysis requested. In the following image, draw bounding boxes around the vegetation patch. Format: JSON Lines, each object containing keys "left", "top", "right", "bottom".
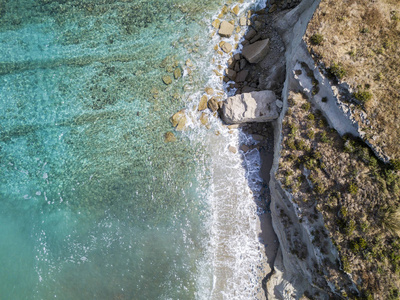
{"left": 278, "top": 91, "right": 400, "bottom": 299}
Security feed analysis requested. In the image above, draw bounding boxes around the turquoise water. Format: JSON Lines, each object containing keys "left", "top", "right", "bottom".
{"left": 0, "top": 1, "right": 225, "bottom": 299}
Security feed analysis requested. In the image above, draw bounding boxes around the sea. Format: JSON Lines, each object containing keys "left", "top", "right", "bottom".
{"left": 0, "top": 0, "right": 268, "bottom": 299}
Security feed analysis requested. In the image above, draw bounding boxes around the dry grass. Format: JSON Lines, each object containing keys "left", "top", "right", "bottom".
{"left": 305, "top": 0, "right": 400, "bottom": 161}
{"left": 278, "top": 91, "right": 400, "bottom": 299}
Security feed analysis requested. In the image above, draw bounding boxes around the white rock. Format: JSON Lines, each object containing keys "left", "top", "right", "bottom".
{"left": 221, "top": 91, "right": 279, "bottom": 124}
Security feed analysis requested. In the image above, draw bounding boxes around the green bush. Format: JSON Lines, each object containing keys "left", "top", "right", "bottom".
{"left": 320, "top": 132, "right": 329, "bottom": 143}
{"left": 302, "top": 102, "right": 311, "bottom": 110}
{"left": 354, "top": 90, "right": 372, "bottom": 103}
{"left": 391, "top": 159, "right": 400, "bottom": 171}
{"left": 349, "top": 183, "right": 358, "bottom": 195}
{"left": 307, "top": 130, "right": 315, "bottom": 139}
{"left": 307, "top": 113, "right": 315, "bottom": 121}
{"left": 310, "top": 33, "right": 324, "bottom": 45}
{"left": 329, "top": 62, "right": 347, "bottom": 80}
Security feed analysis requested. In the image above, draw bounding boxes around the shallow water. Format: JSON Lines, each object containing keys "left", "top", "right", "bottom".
{"left": 0, "top": 0, "right": 268, "bottom": 299}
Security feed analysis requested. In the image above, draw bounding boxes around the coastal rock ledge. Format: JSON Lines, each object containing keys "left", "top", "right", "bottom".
{"left": 221, "top": 90, "right": 280, "bottom": 124}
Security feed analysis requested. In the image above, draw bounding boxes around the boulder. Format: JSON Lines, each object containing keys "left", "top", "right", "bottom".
{"left": 221, "top": 90, "right": 279, "bottom": 124}
{"left": 225, "top": 69, "right": 237, "bottom": 80}
{"left": 176, "top": 115, "right": 187, "bottom": 131}
{"left": 220, "top": 42, "right": 232, "bottom": 53}
{"left": 244, "top": 28, "right": 257, "bottom": 40}
{"left": 164, "top": 131, "right": 177, "bottom": 143}
{"left": 242, "top": 39, "right": 270, "bottom": 64}
{"left": 236, "top": 70, "right": 249, "bottom": 82}
{"left": 162, "top": 75, "right": 172, "bottom": 85}
{"left": 198, "top": 95, "right": 208, "bottom": 111}
{"left": 218, "top": 21, "right": 234, "bottom": 37}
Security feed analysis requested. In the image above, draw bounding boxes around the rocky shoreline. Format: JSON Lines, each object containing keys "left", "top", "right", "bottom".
{"left": 172, "top": 0, "right": 363, "bottom": 298}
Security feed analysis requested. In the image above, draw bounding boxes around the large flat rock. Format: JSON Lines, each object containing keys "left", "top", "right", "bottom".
{"left": 221, "top": 90, "right": 279, "bottom": 124}
{"left": 242, "top": 39, "right": 270, "bottom": 64}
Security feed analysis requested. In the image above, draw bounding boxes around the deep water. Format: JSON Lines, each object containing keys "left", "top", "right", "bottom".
{"left": 0, "top": 0, "right": 267, "bottom": 299}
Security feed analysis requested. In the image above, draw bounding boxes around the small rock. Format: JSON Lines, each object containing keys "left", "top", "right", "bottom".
{"left": 234, "top": 53, "right": 241, "bottom": 61}
{"left": 244, "top": 28, "right": 257, "bottom": 40}
{"left": 252, "top": 134, "right": 264, "bottom": 141}
{"left": 276, "top": 100, "right": 283, "bottom": 109}
{"left": 174, "top": 67, "right": 182, "bottom": 79}
{"left": 218, "top": 21, "right": 234, "bottom": 37}
{"left": 198, "top": 95, "right": 208, "bottom": 111}
{"left": 200, "top": 112, "right": 209, "bottom": 126}
{"left": 164, "top": 131, "right": 177, "bottom": 143}
{"left": 162, "top": 75, "right": 172, "bottom": 85}
{"left": 176, "top": 116, "right": 187, "bottom": 131}
{"left": 250, "top": 33, "right": 262, "bottom": 44}
{"left": 221, "top": 42, "right": 232, "bottom": 53}
{"left": 240, "top": 145, "right": 250, "bottom": 152}
{"left": 205, "top": 87, "right": 214, "bottom": 95}
{"left": 236, "top": 70, "right": 249, "bottom": 82}
{"left": 212, "top": 19, "right": 221, "bottom": 29}
{"left": 208, "top": 97, "right": 219, "bottom": 112}
{"left": 185, "top": 59, "right": 193, "bottom": 67}
{"left": 228, "top": 145, "right": 237, "bottom": 154}
{"left": 225, "top": 68, "right": 237, "bottom": 80}
{"left": 228, "top": 124, "right": 240, "bottom": 129}
{"left": 239, "top": 58, "right": 247, "bottom": 70}
{"left": 254, "top": 20, "right": 263, "bottom": 30}
{"left": 269, "top": 4, "right": 277, "bottom": 13}
{"left": 215, "top": 130, "right": 220, "bottom": 136}
{"left": 239, "top": 16, "right": 247, "bottom": 26}
{"left": 232, "top": 5, "right": 240, "bottom": 15}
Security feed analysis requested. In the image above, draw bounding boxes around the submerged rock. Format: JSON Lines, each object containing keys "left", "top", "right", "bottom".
{"left": 164, "top": 131, "right": 177, "bottom": 143}
{"left": 162, "top": 75, "right": 172, "bottom": 85}
{"left": 242, "top": 39, "right": 270, "bottom": 64}
{"left": 221, "top": 90, "right": 279, "bottom": 124}
{"left": 173, "top": 67, "right": 182, "bottom": 79}
{"left": 170, "top": 109, "right": 187, "bottom": 131}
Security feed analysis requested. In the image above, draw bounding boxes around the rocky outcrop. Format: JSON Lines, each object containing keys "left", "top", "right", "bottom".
{"left": 221, "top": 91, "right": 279, "bottom": 124}
{"left": 242, "top": 39, "right": 270, "bottom": 64}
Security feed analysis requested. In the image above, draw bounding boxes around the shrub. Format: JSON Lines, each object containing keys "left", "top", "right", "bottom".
{"left": 307, "top": 113, "right": 315, "bottom": 121}
{"left": 345, "top": 220, "right": 356, "bottom": 236}
{"left": 310, "top": 33, "right": 324, "bottom": 45}
{"left": 349, "top": 183, "right": 358, "bottom": 195}
{"left": 380, "top": 207, "right": 400, "bottom": 236}
{"left": 302, "top": 102, "right": 311, "bottom": 110}
{"left": 307, "top": 130, "right": 315, "bottom": 139}
{"left": 320, "top": 132, "right": 329, "bottom": 143}
{"left": 354, "top": 90, "right": 372, "bottom": 103}
{"left": 328, "top": 62, "right": 347, "bottom": 80}
{"left": 391, "top": 159, "right": 400, "bottom": 171}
